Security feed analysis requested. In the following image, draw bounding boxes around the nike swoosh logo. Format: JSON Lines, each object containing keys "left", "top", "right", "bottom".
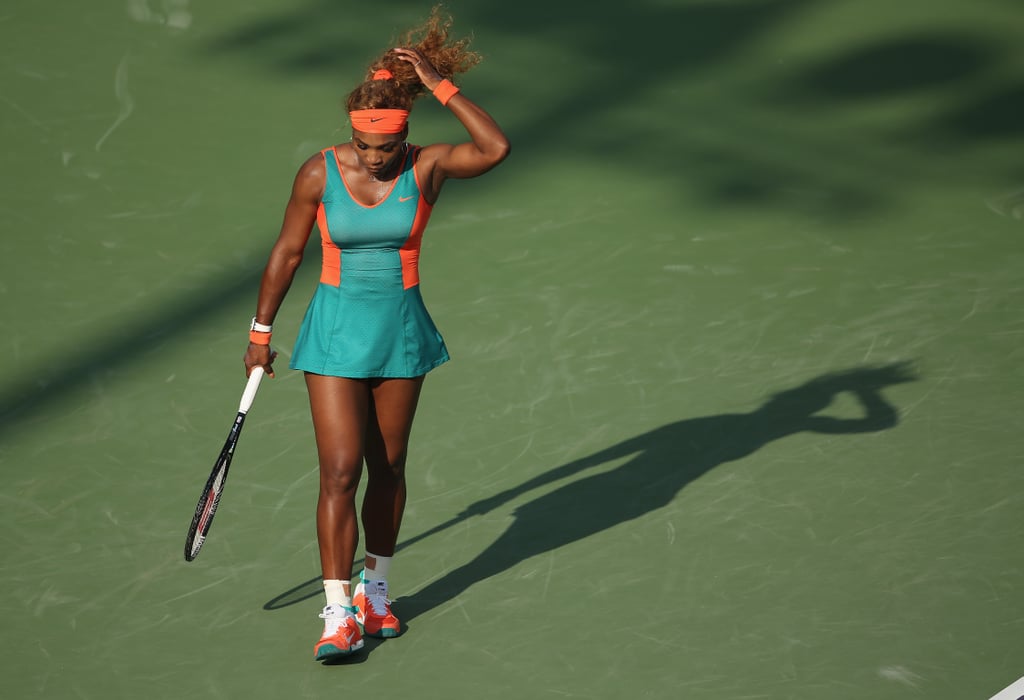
{"left": 399, "top": 195, "right": 415, "bottom": 202}
{"left": 370, "top": 117, "right": 384, "bottom": 123}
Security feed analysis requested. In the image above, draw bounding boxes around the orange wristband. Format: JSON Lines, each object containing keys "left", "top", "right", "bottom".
{"left": 433, "top": 79, "right": 460, "bottom": 106}
{"left": 249, "top": 330, "right": 272, "bottom": 345}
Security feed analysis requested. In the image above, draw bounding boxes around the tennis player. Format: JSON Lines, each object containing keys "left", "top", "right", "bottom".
{"left": 242, "top": 8, "right": 510, "bottom": 661}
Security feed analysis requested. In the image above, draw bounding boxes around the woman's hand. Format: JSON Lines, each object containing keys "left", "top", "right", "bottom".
{"left": 390, "top": 46, "right": 510, "bottom": 188}
{"left": 392, "top": 47, "right": 443, "bottom": 91}
{"left": 244, "top": 343, "right": 278, "bottom": 379}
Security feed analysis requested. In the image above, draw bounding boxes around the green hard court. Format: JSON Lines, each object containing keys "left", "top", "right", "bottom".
{"left": 2, "top": 1, "right": 1023, "bottom": 698}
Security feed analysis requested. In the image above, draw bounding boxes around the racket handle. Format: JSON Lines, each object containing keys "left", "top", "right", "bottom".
{"left": 239, "top": 367, "right": 265, "bottom": 414}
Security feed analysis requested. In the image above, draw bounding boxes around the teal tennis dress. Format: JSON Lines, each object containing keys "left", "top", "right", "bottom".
{"left": 289, "top": 145, "right": 450, "bottom": 378}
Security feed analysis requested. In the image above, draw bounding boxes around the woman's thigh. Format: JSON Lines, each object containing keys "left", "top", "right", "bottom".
{"left": 365, "top": 376, "right": 425, "bottom": 470}
{"left": 305, "top": 373, "right": 370, "bottom": 475}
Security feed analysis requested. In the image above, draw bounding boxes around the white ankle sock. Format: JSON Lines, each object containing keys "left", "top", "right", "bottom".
{"left": 363, "top": 553, "right": 392, "bottom": 581}
{"left": 323, "top": 579, "right": 351, "bottom": 608}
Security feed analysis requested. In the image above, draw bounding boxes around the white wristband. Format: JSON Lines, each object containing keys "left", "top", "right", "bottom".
{"left": 250, "top": 316, "right": 273, "bottom": 333}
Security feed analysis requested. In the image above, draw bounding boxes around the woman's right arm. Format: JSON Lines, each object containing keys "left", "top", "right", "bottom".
{"left": 243, "top": 153, "right": 325, "bottom": 377}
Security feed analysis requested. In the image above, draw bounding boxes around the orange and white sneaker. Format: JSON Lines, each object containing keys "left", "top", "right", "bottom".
{"left": 314, "top": 604, "right": 364, "bottom": 661}
{"left": 353, "top": 576, "right": 401, "bottom": 638}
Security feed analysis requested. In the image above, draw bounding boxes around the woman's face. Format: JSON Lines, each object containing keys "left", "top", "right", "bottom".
{"left": 352, "top": 128, "right": 407, "bottom": 178}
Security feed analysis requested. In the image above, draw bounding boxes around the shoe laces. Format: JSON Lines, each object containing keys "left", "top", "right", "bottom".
{"left": 319, "top": 604, "right": 355, "bottom": 636}
{"left": 363, "top": 580, "right": 392, "bottom": 616}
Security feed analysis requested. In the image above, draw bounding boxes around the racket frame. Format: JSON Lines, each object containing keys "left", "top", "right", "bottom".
{"left": 184, "top": 367, "right": 264, "bottom": 562}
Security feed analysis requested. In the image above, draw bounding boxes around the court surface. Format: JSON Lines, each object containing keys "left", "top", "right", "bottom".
{"left": 2, "top": 1, "right": 1023, "bottom": 698}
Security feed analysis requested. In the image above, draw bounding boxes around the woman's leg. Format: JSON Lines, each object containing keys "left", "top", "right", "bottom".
{"left": 306, "top": 373, "right": 372, "bottom": 659}
{"left": 361, "top": 375, "right": 425, "bottom": 556}
{"left": 352, "top": 376, "right": 424, "bottom": 638}
{"left": 305, "top": 373, "right": 370, "bottom": 582}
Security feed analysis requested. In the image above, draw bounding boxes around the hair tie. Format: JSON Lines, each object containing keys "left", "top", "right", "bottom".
{"left": 372, "top": 69, "right": 394, "bottom": 81}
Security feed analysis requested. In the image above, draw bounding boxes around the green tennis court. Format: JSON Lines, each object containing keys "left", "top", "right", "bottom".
{"left": 3, "top": 1, "right": 1023, "bottom": 698}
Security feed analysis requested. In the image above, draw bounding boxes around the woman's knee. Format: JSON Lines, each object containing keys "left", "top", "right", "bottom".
{"left": 366, "top": 453, "right": 406, "bottom": 483}
{"left": 319, "top": 457, "right": 363, "bottom": 495}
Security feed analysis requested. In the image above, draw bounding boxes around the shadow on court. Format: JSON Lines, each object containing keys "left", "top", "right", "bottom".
{"left": 200, "top": 0, "right": 1024, "bottom": 216}
{"left": 0, "top": 268, "right": 263, "bottom": 435}
{"left": 8, "top": 0, "right": 1017, "bottom": 441}
{"left": 264, "top": 362, "right": 916, "bottom": 621}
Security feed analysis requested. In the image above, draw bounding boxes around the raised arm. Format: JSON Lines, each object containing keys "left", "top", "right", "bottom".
{"left": 392, "top": 47, "right": 511, "bottom": 198}
{"left": 243, "top": 153, "right": 325, "bottom": 377}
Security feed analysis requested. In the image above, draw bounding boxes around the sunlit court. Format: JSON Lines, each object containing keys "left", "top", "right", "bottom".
{"left": 2, "top": 1, "right": 1023, "bottom": 698}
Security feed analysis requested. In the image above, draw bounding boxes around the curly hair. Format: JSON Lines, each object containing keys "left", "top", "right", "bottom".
{"left": 345, "top": 5, "right": 481, "bottom": 113}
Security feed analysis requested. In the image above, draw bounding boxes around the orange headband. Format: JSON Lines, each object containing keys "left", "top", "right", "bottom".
{"left": 349, "top": 69, "right": 408, "bottom": 133}
{"left": 349, "top": 109, "right": 409, "bottom": 134}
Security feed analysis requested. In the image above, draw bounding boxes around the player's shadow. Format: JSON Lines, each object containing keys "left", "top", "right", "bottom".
{"left": 394, "top": 362, "right": 916, "bottom": 625}
{"left": 264, "top": 362, "right": 916, "bottom": 624}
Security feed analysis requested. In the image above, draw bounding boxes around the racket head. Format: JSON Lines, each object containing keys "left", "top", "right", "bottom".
{"left": 184, "top": 412, "right": 246, "bottom": 561}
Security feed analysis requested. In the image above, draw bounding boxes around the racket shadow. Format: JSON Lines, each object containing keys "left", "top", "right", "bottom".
{"left": 263, "top": 576, "right": 324, "bottom": 611}
{"left": 263, "top": 558, "right": 366, "bottom": 611}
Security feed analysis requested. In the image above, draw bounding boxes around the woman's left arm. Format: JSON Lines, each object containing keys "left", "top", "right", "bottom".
{"left": 393, "top": 47, "right": 511, "bottom": 186}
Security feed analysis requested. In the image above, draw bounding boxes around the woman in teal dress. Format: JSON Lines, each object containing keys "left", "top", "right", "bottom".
{"left": 242, "top": 8, "right": 510, "bottom": 661}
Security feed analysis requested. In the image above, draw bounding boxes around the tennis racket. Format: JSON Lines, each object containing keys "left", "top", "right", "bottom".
{"left": 184, "top": 367, "right": 265, "bottom": 562}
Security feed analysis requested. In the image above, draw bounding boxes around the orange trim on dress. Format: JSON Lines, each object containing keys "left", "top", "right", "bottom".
{"left": 317, "top": 202, "right": 341, "bottom": 286}
{"left": 410, "top": 146, "right": 428, "bottom": 202}
{"left": 400, "top": 146, "right": 432, "bottom": 289}
{"left": 400, "top": 196, "right": 433, "bottom": 290}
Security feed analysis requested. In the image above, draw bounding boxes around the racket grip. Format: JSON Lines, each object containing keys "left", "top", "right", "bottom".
{"left": 239, "top": 367, "right": 265, "bottom": 414}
